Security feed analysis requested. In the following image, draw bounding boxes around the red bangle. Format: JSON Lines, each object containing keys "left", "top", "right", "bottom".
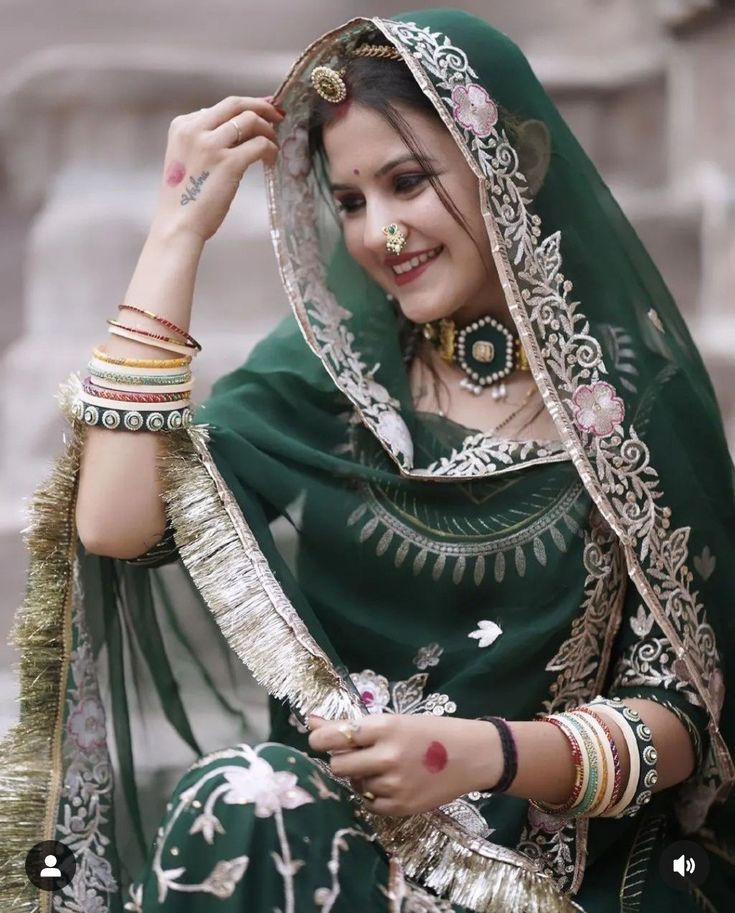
{"left": 118, "top": 304, "right": 201, "bottom": 351}
{"left": 83, "top": 379, "right": 190, "bottom": 404}
{"left": 533, "top": 715, "right": 585, "bottom": 814}
{"left": 572, "top": 707, "right": 624, "bottom": 812}
{"left": 105, "top": 319, "right": 200, "bottom": 350}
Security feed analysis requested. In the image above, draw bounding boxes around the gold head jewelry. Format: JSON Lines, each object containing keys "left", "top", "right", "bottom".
{"left": 310, "top": 65, "right": 348, "bottom": 104}
{"left": 382, "top": 223, "right": 407, "bottom": 255}
{"left": 310, "top": 44, "right": 402, "bottom": 104}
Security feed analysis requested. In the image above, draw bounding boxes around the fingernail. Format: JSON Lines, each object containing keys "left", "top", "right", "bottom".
{"left": 274, "top": 104, "right": 287, "bottom": 117}
{"left": 264, "top": 94, "right": 274, "bottom": 102}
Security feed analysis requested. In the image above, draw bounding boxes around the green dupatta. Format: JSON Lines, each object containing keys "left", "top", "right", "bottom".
{"left": 2, "top": 9, "right": 734, "bottom": 913}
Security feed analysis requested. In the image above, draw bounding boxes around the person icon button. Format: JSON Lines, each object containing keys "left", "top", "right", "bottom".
{"left": 41, "top": 854, "right": 62, "bottom": 878}
{"left": 25, "top": 840, "right": 77, "bottom": 891}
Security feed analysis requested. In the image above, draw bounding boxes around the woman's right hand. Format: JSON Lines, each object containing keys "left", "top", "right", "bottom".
{"left": 151, "top": 96, "right": 284, "bottom": 243}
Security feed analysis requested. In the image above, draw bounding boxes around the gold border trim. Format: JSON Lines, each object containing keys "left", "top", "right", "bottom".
{"left": 0, "top": 420, "right": 81, "bottom": 912}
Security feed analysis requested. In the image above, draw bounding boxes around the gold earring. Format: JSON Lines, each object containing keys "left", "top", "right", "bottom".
{"left": 382, "top": 223, "right": 407, "bottom": 255}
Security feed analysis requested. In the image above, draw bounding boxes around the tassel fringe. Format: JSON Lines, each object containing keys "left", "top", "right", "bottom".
{"left": 0, "top": 423, "right": 82, "bottom": 913}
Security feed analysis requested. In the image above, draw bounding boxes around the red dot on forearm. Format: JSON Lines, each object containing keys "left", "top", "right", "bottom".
{"left": 165, "top": 160, "right": 187, "bottom": 186}
{"left": 423, "top": 740, "right": 448, "bottom": 773}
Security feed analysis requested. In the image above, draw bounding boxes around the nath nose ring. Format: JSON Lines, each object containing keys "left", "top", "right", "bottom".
{"left": 383, "top": 223, "right": 407, "bottom": 255}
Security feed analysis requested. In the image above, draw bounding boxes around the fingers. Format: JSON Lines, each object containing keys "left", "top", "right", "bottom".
{"left": 198, "top": 95, "right": 284, "bottom": 130}
{"left": 210, "top": 108, "right": 279, "bottom": 150}
{"left": 327, "top": 747, "right": 393, "bottom": 780}
{"left": 308, "top": 718, "right": 374, "bottom": 753}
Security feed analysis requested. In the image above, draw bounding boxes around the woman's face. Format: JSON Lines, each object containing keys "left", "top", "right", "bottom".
{"left": 323, "top": 101, "right": 505, "bottom": 327}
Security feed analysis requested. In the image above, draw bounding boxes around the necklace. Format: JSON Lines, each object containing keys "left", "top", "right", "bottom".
{"left": 423, "top": 315, "right": 530, "bottom": 400}
{"left": 487, "top": 385, "right": 538, "bottom": 437}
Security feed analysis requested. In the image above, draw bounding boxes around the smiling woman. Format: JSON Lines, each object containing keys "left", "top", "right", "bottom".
{"left": 2, "top": 9, "right": 735, "bottom": 913}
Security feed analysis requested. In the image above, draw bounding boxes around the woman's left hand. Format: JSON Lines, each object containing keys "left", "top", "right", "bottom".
{"left": 307, "top": 712, "right": 501, "bottom": 817}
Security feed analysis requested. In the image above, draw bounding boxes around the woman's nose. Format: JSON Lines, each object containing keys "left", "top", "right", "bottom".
{"left": 363, "top": 209, "right": 407, "bottom": 259}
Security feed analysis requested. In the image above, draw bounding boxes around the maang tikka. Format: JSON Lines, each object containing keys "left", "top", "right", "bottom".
{"left": 310, "top": 42, "right": 403, "bottom": 104}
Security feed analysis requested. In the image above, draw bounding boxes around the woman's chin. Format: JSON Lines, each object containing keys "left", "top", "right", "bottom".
{"left": 396, "top": 296, "right": 456, "bottom": 327}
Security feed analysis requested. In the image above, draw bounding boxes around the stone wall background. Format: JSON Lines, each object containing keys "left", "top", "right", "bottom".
{"left": 1, "top": 1, "right": 733, "bottom": 741}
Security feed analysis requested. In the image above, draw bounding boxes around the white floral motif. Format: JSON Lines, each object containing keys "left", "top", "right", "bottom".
{"left": 219, "top": 754, "right": 314, "bottom": 817}
{"left": 413, "top": 642, "right": 443, "bottom": 669}
{"left": 350, "top": 669, "right": 391, "bottom": 712}
{"left": 571, "top": 382, "right": 625, "bottom": 438}
{"left": 451, "top": 83, "right": 498, "bottom": 137}
{"left": 66, "top": 695, "right": 106, "bottom": 751}
{"left": 468, "top": 620, "right": 503, "bottom": 648}
{"left": 148, "top": 744, "right": 318, "bottom": 910}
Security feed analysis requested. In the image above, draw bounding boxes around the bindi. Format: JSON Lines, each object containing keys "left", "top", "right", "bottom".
{"left": 352, "top": 168, "right": 360, "bottom": 175}
{"left": 165, "top": 160, "right": 187, "bottom": 187}
{"left": 422, "top": 741, "right": 448, "bottom": 774}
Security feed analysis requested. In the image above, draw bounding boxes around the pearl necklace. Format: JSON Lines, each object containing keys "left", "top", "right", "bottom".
{"left": 423, "top": 315, "right": 530, "bottom": 400}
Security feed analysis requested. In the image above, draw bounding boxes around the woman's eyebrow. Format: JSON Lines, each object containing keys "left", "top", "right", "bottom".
{"left": 329, "top": 154, "right": 437, "bottom": 192}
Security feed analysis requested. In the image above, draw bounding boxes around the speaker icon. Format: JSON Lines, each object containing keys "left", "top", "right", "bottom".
{"left": 672, "top": 854, "right": 696, "bottom": 877}
{"left": 660, "top": 840, "right": 708, "bottom": 889}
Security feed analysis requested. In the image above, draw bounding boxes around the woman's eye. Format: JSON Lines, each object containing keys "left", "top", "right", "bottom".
{"left": 395, "top": 173, "right": 429, "bottom": 192}
{"left": 335, "top": 196, "right": 364, "bottom": 215}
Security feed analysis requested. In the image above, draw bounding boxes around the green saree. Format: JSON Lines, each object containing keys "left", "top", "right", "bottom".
{"left": 2, "top": 9, "right": 735, "bottom": 913}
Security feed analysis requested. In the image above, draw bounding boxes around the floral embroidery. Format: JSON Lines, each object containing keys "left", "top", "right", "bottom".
{"left": 468, "top": 620, "right": 503, "bottom": 648}
{"left": 450, "top": 82, "right": 498, "bottom": 137}
{"left": 280, "top": 126, "right": 310, "bottom": 178}
{"left": 351, "top": 670, "right": 391, "bottom": 713}
{"left": 55, "top": 585, "right": 118, "bottom": 913}
{"left": 571, "top": 382, "right": 625, "bottom": 438}
{"left": 217, "top": 755, "right": 314, "bottom": 817}
{"left": 66, "top": 695, "right": 107, "bottom": 751}
{"left": 413, "top": 642, "right": 443, "bottom": 669}
{"left": 351, "top": 668, "right": 458, "bottom": 716}
{"left": 145, "top": 744, "right": 319, "bottom": 906}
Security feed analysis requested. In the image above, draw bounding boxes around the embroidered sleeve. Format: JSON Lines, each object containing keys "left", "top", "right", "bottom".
{"left": 603, "top": 578, "right": 711, "bottom": 779}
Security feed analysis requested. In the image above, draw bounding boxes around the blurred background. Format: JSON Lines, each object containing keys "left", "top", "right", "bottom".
{"left": 1, "top": 0, "right": 734, "bottom": 742}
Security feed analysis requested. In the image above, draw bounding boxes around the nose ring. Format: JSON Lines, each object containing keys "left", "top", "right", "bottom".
{"left": 382, "top": 223, "right": 407, "bottom": 255}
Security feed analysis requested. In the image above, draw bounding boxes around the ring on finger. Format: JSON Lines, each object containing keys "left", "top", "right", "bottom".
{"left": 361, "top": 790, "right": 376, "bottom": 802}
{"left": 229, "top": 117, "right": 243, "bottom": 146}
{"left": 337, "top": 721, "right": 360, "bottom": 747}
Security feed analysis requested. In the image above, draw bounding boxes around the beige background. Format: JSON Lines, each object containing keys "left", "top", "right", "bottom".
{"left": 1, "top": 0, "right": 734, "bottom": 739}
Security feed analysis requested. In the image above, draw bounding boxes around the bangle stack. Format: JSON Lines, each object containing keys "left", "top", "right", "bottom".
{"left": 73, "top": 305, "right": 201, "bottom": 432}
{"left": 528, "top": 695, "right": 658, "bottom": 819}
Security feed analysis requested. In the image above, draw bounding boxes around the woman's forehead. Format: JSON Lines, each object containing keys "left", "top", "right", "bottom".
{"left": 322, "top": 102, "right": 452, "bottom": 176}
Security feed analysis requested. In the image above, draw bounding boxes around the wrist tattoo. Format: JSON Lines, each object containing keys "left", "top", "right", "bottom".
{"left": 180, "top": 170, "right": 210, "bottom": 205}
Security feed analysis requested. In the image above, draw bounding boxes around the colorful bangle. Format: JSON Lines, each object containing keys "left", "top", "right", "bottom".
{"left": 530, "top": 714, "right": 588, "bottom": 816}
{"left": 79, "top": 391, "right": 191, "bottom": 412}
{"left": 118, "top": 304, "right": 201, "bottom": 351}
{"left": 565, "top": 710, "right": 614, "bottom": 816}
{"left": 92, "top": 346, "right": 192, "bottom": 369}
{"left": 587, "top": 697, "right": 658, "bottom": 818}
{"left": 553, "top": 712, "right": 602, "bottom": 816}
{"left": 88, "top": 361, "right": 192, "bottom": 384}
{"left": 108, "top": 324, "right": 198, "bottom": 356}
{"left": 572, "top": 706, "right": 624, "bottom": 811}
{"left": 73, "top": 398, "right": 191, "bottom": 432}
{"left": 478, "top": 716, "right": 518, "bottom": 793}
{"left": 87, "top": 376, "right": 193, "bottom": 395}
{"left": 83, "top": 379, "right": 190, "bottom": 404}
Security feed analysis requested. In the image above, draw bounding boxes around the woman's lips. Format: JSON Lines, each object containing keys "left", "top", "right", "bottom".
{"left": 391, "top": 246, "right": 443, "bottom": 287}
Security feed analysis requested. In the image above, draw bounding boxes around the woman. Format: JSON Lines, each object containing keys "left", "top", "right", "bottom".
{"left": 1, "top": 9, "right": 734, "bottom": 913}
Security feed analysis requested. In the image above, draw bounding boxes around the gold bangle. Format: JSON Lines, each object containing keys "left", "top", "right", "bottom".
{"left": 92, "top": 346, "right": 192, "bottom": 369}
